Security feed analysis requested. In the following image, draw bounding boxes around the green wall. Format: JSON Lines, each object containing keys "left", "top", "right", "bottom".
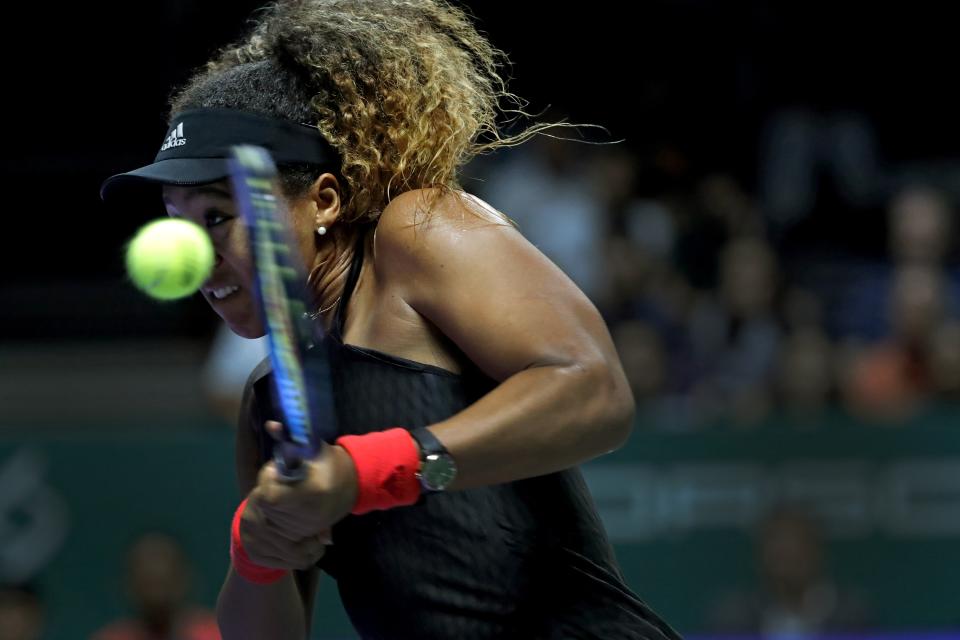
{"left": 3, "top": 409, "right": 959, "bottom": 639}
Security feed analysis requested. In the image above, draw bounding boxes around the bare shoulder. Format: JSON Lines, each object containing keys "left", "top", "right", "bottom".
{"left": 382, "top": 187, "right": 511, "bottom": 231}
{"left": 369, "top": 187, "right": 613, "bottom": 383}
{"left": 373, "top": 188, "right": 516, "bottom": 271}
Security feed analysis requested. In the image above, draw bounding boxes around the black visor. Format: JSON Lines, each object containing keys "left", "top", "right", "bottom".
{"left": 100, "top": 108, "right": 340, "bottom": 200}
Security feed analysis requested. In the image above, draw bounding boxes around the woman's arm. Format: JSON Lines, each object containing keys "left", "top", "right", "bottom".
{"left": 217, "top": 569, "right": 308, "bottom": 640}
{"left": 375, "top": 189, "right": 636, "bottom": 490}
{"left": 244, "top": 188, "right": 634, "bottom": 568}
{"left": 216, "top": 372, "right": 321, "bottom": 640}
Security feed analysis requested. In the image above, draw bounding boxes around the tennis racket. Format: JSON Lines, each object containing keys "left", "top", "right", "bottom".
{"left": 228, "top": 144, "right": 338, "bottom": 482}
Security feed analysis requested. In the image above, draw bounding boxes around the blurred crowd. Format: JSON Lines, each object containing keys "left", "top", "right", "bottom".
{"left": 708, "top": 505, "right": 871, "bottom": 638}
{"left": 470, "top": 113, "right": 960, "bottom": 431}
{"left": 8, "top": 119, "right": 955, "bottom": 640}
{"left": 0, "top": 533, "right": 218, "bottom": 640}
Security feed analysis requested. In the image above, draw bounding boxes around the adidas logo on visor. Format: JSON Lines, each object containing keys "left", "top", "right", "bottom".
{"left": 160, "top": 122, "right": 187, "bottom": 151}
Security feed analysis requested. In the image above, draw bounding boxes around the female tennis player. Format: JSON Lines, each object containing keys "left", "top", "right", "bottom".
{"left": 101, "top": 1, "right": 680, "bottom": 638}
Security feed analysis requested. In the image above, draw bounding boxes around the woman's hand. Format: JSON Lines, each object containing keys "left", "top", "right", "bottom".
{"left": 239, "top": 421, "right": 358, "bottom": 570}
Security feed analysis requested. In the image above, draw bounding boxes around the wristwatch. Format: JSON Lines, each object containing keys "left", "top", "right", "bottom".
{"left": 410, "top": 427, "right": 457, "bottom": 492}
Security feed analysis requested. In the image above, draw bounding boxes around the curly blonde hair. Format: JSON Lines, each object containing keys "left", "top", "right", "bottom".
{"left": 170, "top": 0, "right": 567, "bottom": 223}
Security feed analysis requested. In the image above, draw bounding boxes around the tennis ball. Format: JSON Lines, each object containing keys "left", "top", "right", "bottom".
{"left": 125, "top": 219, "right": 215, "bottom": 301}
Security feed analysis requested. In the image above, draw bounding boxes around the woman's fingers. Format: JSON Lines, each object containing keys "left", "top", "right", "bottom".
{"left": 245, "top": 547, "right": 325, "bottom": 571}
{"left": 265, "top": 420, "right": 285, "bottom": 441}
{"left": 262, "top": 513, "right": 311, "bottom": 541}
{"left": 244, "top": 527, "right": 328, "bottom": 569}
{"left": 242, "top": 498, "right": 329, "bottom": 568}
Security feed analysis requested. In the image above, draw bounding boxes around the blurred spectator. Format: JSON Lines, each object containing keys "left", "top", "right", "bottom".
{"left": 841, "top": 266, "right": 946, "bottom": 422}
{"left": 697, "top": 174, "right": 762, "bottom": 239}
{"left": 687, "top": 237, "right": 782, "bottom": 425}
{"left": 629, "top": 173, "right": 757, "bottom": 291}
{"left": 201, "top": 324, "right": 268, "bottom": 425}
{"left": 613, "top": 320, "right": 665, "bottom": 402}
{"left": 777, "top": 329, "right": 835, "bottom": 421}
{"left": 817, "top": 184, "right": 954, "bottom": 341}
{"left": 889, "top": 185, "right": 952, "bottom": 267}
{"left": 708, "top": 506, "right": 871, "bottom": 638}
{"left": 473, "top": 136, "right": 611, "bottom": 304}
{"left": 0, "top": 583, "right": 43, "bottom": 640}
{"left": 90, "top": 532, "right": 219, "bottom": 640}
{"left": 622, "top": 198, "right": 676, "bottom": 265}
{"left": 607, "top": 187, "right": 687, "bottom": 330}
{"left": 589, "top": 147, "right": 639, "bottom": 226}
{"left": 613, "top": 318, "right": 702, "bottom": 430}
{"left": 890, "top": 266, "right": 946, "bottom": 346}
{"left": 719, "top": 237, "right": 780, "bottom": 321}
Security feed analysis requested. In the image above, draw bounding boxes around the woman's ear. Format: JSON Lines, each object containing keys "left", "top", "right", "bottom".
{"left": 311, "top": 173, "right": 342, "bottom": 231}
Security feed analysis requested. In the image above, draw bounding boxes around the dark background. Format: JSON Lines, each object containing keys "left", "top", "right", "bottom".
{"left": 3, "top": 2, "right": 960, "bottom": 639}
{"left": 6, "top": 1, "right": 959, "bottom": 336}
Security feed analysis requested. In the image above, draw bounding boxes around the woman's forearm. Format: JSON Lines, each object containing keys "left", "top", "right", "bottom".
{"left": 432, "top": 360, "right": 635, "bottom": 490}
{"left": 217, "top": 568, "right": 306, "bottom": 640}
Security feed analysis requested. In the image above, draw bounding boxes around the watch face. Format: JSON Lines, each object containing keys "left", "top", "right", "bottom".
{"left": 421, "top": 452, "right": 457, "bottom": 491}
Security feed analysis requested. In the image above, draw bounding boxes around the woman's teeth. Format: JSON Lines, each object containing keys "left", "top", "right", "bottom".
{"left": 211, "top": 285, "right": 240, "bottom": 300}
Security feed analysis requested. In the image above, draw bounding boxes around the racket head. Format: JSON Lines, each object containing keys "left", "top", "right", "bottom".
{"left": 229, "top": 145, "right": 339, "bottom": 477}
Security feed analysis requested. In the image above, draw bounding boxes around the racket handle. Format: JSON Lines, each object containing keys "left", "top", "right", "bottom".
{"left": 273, "top": 442, "right": 308, "bottom": 483}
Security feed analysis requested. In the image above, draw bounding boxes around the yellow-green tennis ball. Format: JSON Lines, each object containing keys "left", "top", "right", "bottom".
{"left": 125, "top": 219, "right": 215, "bottom": 301}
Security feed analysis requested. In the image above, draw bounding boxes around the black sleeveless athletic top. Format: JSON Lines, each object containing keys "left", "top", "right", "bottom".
{"left": 246, "top": 228, "right": 681, "bottom": 640}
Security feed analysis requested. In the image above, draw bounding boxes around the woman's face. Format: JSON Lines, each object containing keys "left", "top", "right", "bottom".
{"left": 162, "top": 180, "right": 263, "bottom": 337}
{"left": 162, "top": 175, "right": 340, "bottom": 338}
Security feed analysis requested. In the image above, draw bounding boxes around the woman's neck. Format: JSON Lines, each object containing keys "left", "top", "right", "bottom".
{"left": 307, "top": 225, "right": 362, "bottom": 330}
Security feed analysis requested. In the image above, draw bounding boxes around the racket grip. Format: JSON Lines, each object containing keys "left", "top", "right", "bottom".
{"left": 273, "top": 442, "right": 308, "bottom": 483}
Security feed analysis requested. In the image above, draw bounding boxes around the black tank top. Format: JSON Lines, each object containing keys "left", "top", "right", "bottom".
{"left": 248, "top": 228, "right": 681, "bottom": 640}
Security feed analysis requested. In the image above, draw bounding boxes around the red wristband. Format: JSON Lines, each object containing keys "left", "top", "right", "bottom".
{"left": 230, "top": 498, "right": 286, "bottom": 585}
{"left": 335, "top": 428, "right": 422, "bottom": 515}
